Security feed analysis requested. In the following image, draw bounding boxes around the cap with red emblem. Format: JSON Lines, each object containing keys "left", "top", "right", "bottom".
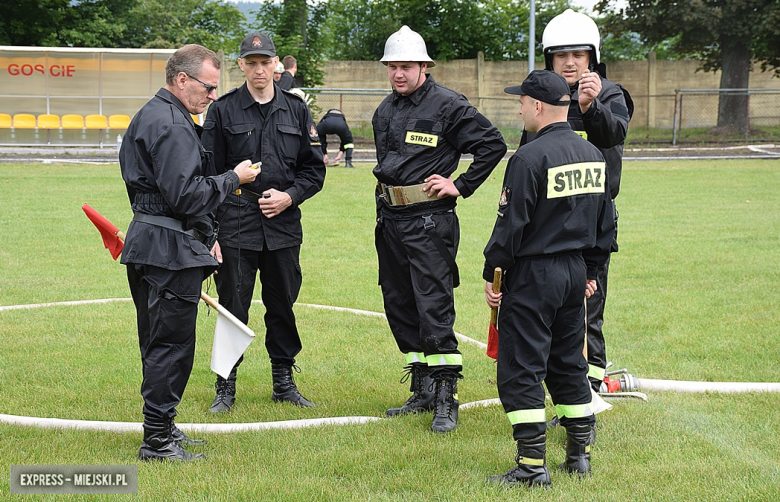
{"left": 239, "top": 31, "right": 276, "bottom": 58}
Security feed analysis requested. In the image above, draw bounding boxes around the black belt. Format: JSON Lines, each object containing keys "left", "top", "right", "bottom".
{"left": 132, "top": 213, "right": 206, "bottom": 243}
{"left": 235, "top": 187, "right": 267, "bottom": 203}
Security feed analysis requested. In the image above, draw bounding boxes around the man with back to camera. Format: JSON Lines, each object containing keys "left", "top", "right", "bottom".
{"left": 535, "top": 10, "right": 634, "bottom": 430}
{"left": 201, "top": 31, "right": 326, "bottom": 414}
{"left": 483, "top": 70, "right": 615, "bottom": 487}
{"left": 277, "top": 55, "right": 297, "bottom": 91}
{"left": 120, "top": 44, "right": 259, "bottom": 461}
{"left": 317, "top": 108, "right": 355, "bottom": 168}
{"left": 373, "top": 25, "right": 507, "bottom": 434}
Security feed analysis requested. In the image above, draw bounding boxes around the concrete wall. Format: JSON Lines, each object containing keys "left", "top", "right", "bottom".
{"left": 222, "top": 54, "right": 780, "bottom": 129}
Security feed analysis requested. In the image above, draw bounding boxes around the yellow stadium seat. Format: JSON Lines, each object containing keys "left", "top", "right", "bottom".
{"left": 108, "top": 114, "right": 131, "bottom": 129}
{"left": 61, "top": 114, "right": 85, "bottom": 129}
{"left": 37, "top": 114, "right": 60, "bottom": 129}
{"left": 85, "top": 114, "right": 108, "bottom": 129}
{"left": 13, "top": 114, "right": 36, "bottom": 129}
{"left": 0, "top": 113, "right": 11, "bottom": 128}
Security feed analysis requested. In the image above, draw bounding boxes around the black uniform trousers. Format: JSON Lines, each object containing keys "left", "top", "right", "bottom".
{"left": 127, "top": 263, "right": 207, "bottom": 421}
{"left": 318, "top": 114, "right": 353, "bottom": 160}
{"left": 586, "top": 255, "right": 610, "bottom": 390}
{"left": 215, "top": 244, "right": 303, "bottom": 367}
{"left": 375, "top": 207, "right": 461, "bottom": 375}
{"left": 497, "top": 253, "right": 594, "bottom": 440}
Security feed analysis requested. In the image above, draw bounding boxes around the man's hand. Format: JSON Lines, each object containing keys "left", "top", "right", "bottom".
{"left": 424, "top": 174, "right": 461, "bottom": 198}
{"left": 259, "top": 188, "right": 292, "bottom": 218}
{"left": 485, "top": 281, "right": 502, "bottom": 308}
{"left": 585, "top": 279, "right": 598, "bottom": 299}
{"left": 234, "top": 159, "right": 260, "bottom": 184}
{"left": 211, "top": 240, "right": 222, "bottom": 274}
{"left": 323, "top": 154, "right": 330, "bottom": 165}
{"left": 578, "top": 70, "right": 602, "bottom": 113}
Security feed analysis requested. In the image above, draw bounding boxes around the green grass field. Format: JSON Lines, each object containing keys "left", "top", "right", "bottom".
{"left": 1, "top": 158, "right": 779, "bottom": 501}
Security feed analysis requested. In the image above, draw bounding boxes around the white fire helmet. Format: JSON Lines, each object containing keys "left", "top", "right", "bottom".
{"left": 542, "top": 9, "right": 601, "bottom": 70}
{"left": 380, "top": 25, "right": 435, "bottom": 68}
{"left": 275, "top": 62, "right": 284, "bottom": 74}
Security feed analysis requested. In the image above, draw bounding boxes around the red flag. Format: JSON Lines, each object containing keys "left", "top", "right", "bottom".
{"left": 486, "top": 267, "right": 502, "bottom": 360}
{"left": 82, "top": 203, "right": 124, "bottom": 260}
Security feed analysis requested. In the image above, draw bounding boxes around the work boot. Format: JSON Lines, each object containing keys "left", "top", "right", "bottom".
{"left": 271, "top": 363, "right": 316, "bottom": 407}
{"left": 209, "top": 368, "right": 237, "bottom": 413}
{"left": 488, "top": 435, "right": 551, "bottom": 488}
{"left": 171, "top": 418, "right": 206, "bottom": 446}
{"left": 344, "top": 160, "right": 355, "bottom": 168}
{"left": 386, "top": 364, "right": 436, "bottom": 417}
{"left": 430, "top": 374, "right": 460, "bottom": 433}
{"left": 138, "top": 418, "right": 205, "bottom": 462}
{"left": 558, "top": 423, "right": 592, "bottom": 476}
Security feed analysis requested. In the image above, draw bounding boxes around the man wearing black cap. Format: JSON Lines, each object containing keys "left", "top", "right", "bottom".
{"left": 482, "top": 70, "right": 615, "bottom": 487}
{"left": 201, "top": 31, "right": 326, "bottom": 413}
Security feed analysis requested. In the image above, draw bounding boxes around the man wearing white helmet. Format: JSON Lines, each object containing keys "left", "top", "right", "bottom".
{"left": 373, "top": 25, "right": 507, "bottom": 434}
{"left": 273, "top": 61, "right": 284, "bottom": 83}
{"left": 537, "top": 10, "right": 634, "bottom": 431}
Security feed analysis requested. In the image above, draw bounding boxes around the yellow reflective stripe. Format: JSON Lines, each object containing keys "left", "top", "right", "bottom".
{"left": 506, "top": 408, "right": 546, "bottom": 425}
{"left": 588, "top": 364, "right": 606, "bottom": 380}
{"left": 555, "top": 402, "right": 594, "bottom": 419}
{"left": 426, "top": 353, "right": 463, "bottom": 367}
{"left": 574, "top": 130, "right": 588, "bottom": 140}
{"left": 519, "top": 457, "right": 545, "bottom": 466}
{"left": 405, "top": 131, "right": 438, "bottom": 147}
{"left": 343, "top": 143, "right": 354, "bottom": 149}
{"left": 547, "top": 162, "right": 606, "bottom": 199}
{"left": 404, "top": 352, "right": 427, "bottom": 365}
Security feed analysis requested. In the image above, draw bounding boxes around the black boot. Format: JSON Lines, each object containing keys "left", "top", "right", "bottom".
{"left": 138, "top": 418, "right": 205, "bottom": 462}
{"left": 487, "top": 435, "right": 551, "bottom": 488}
{"left": 430, "top": 374, "right": 460, "bottom": 433}
{"left": 209, "top": 368, "right": 237, "bottom": 413}
{"left": 271, "top": 363, "right": 316, "bottom": 407}
{"left": 546, "top": 414, "right": 560, "bottom": 429}
{"left": 170, "top": 418, "right": 206, "bottom": 446}
{"left": 386, "top": 364, "right": 436, "bottom": 417}
{"left": 558, "top": 424, "right": 592, "bottom": 476}
{"left": 344, "top": 160, "right": 355, "bottom": 168}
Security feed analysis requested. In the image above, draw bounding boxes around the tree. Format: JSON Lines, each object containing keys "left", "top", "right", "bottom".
{"left": 123, "top": 0, "right": 246, "bottom": 53}
{"left": 250, "top": 0, "right": 327, "bottom": 88}
{"left": 596, "top": 0, "right": 780, "bottom": 132}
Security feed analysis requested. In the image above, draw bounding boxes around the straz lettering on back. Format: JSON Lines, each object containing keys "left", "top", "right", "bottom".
{"left": 547, "top": 162, "right": 606, "bottom": 199}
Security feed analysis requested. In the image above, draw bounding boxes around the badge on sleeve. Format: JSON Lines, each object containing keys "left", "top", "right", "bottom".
{"left": 309, "top": 124, "right": 319, "bottom": 141}
{"left": 499, "top": 187, "right": 511, "bottom": 207}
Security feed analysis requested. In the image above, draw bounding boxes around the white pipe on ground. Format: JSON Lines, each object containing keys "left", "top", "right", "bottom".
{"left": 639, "top": 379, "right": 780, "bottom": 393}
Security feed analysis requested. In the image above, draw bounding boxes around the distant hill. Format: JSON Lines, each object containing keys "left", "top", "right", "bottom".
{"left": 230, "top": 1, "right": 262, "bottom": 22}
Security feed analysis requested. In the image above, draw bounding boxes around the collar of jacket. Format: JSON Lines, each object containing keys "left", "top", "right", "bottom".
{"left": 535, "top": 121, "right": 573, "bottom": 139}
{"left": 155, "top": 88, "right": 197, "bottom": 127}
{"left": 238, "top": 82, "right": 287, "bottom": 113}
{"left": 392, "top": 73, "right": 434, "bottom": 106}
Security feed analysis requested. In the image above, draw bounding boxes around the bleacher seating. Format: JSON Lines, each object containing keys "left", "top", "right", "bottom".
{"left": 37, "top": 114, "right": 61, "bottom": 144}
{"left": 13, "top": 114, "right": 36, "bottom": 129}
{"left": 61, "top": 114, "right": 85, "bottom": 129}
{"left": 0, "top": 114, "right": 11, "bottom": 128}
{"left": 108, "top": 114, "right": 131, "bottom": 129}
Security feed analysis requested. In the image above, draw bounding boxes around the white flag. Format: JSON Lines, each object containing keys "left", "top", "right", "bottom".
{"left": 209, "top": 302, "right": 255, "bottom": 379}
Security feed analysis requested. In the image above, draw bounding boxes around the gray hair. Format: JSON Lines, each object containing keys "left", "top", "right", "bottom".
{"left": 165, "top": 44, "right": 221, "bottom": 85}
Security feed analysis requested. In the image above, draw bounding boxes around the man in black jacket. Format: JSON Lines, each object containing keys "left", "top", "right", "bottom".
{"left": 317, "top": 109, "right": 355, "bottom": 168}
{"left": 373, "top": 26, "right": 506, "bottom": 434}
{"left": 201, "top": 32, "right": 326, "bottom": 413}
{"left": 537, "top": 9, "right": 634, "bottom": 404}
{"left": 120, "top": 44, "right": 259, "bottom": 461}
{"left": 483, "top": 70, "right": 615, "bottom": 487}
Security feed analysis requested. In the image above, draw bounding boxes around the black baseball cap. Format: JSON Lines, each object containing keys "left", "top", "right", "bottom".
{"left": 239, "top": 31, "right": 276, "bottom": 58}
{"left": 504, "top": 70, "right": 571, "bottom": 106}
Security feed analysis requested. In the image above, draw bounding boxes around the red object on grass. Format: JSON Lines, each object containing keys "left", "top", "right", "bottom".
{"left": 82, "top": 203, "right": 124, "bottom": 260}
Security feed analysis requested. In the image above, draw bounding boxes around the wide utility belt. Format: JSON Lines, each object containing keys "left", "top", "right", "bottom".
{"left": 132, "top": 213, "right": 206, "bottom": 243}
{"left": 235, "top": 187, "right": 268, "bottom": 203}
{"left": 376, "top": 182, "right": 449, "bottom": 207}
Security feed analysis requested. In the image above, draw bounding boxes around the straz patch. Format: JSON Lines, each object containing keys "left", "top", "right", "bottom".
{"left": 405, "top": 131, "right": 438, "bottom": 147}
{"left": 547, "top": 162, "right": 606, "bottom": 199}
{"left": 499, "top": 187, "right": 510, "bottom": 206}
{"left": 574, "top": 130, "right": 588, "bottom": 140}
{"left": 309, "top": 124, "right": 319, "bottom": 141}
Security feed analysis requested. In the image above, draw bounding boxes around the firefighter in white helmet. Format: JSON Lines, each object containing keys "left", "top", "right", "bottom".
{"left": 373, "top": 25, "right": 507, "bottom": 434}
{"left": 538, "top": 9, "right": 634, "bottom": 438}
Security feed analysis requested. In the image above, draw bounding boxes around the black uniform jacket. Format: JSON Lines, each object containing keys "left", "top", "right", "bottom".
{"left": 202, "top": 83, "right": 325, "bottom": 251}
{"left": 119, "top": 88, "right": 240, "bottom": 271}
{"left": 522, "top": 75, "right": 633, "bottom": 200}
{"left": 372, "top": 74, "right": 506, "bottom": 214}
{"left": 483, "top": 122, "right": 615, "bottom": 282}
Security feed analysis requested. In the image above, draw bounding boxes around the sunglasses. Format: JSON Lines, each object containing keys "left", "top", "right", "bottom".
{"left": 186, "top": 74, "right": 217, "bottom": 94}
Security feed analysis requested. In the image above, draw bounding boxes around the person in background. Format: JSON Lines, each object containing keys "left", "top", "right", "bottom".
{"left": 317, "top": 108, "right": 355, "bottom": 168}
{"left": 277, "top": 55, "right": 297, "bottom": 91}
